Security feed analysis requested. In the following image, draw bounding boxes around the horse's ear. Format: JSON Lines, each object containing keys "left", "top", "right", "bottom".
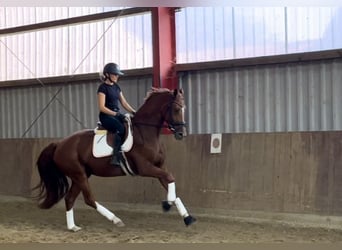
{"left": 173, "top": 88, "right": 183, "bottom": 97}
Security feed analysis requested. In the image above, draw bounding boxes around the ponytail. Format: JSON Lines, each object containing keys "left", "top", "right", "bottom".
{"left": 99, "top": 72, "right": 107, "bottom": 82}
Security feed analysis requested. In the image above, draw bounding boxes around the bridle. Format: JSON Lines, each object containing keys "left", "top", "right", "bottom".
{"left": 133, "top": 98, "right": 187, "bottom": 137}
{"left": 166, "top": 100, "right": 186, "bottom": 134}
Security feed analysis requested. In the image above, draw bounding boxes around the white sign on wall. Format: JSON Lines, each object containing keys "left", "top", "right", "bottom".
{"left": 210, "top": 133, "right": 222, "bottom": 154}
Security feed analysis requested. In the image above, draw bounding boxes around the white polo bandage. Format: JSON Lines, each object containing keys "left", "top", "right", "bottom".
{"left": 167, "top": 182, "right": 176, "bottom": 202}
{"left": 174, "top": 197, "right": 189, "bottom": 218}
{"left": 95, "top": 201, "right": 122, "bottom": 224}
{"left": 96, "top": 202, "right": 115, "bottom": 220}
{"left": 66, "top": 209, "right": 76, "bottom": 230}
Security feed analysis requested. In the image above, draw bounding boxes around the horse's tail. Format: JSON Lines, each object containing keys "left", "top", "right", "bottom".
{"left": 33, "top": 142, "right": 69, "bottom": 209}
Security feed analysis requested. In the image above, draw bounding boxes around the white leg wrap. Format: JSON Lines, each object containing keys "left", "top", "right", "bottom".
{"left": 95, "top": 202, "right": 121, "bottom": 224}
{"left": 167, "top": 182, "right": 176, "bottom": 203}
{"left": 174, "top": 197, "right": 189, "bottom": 218}
{"left": 66, "top": 209, "right": 81, "bottom": 231}
{"left": 66, "top": 209, "right": 76, "bottom": 229}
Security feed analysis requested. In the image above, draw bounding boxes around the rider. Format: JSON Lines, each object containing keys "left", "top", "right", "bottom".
{"left": 97, "top": 62, "right": 136, "bottom": 165}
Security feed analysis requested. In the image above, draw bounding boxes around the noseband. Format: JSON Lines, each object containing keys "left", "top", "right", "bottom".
{"left": 166, "top": 100, "right": 186, "bottom": 134}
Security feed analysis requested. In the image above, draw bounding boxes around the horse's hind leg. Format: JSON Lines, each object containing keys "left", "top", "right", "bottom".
{"left": 64, "top": 182, "right": 82, "bottom": 232}
{"left": 71, "top": 173, "right": 125, "bottom": 228}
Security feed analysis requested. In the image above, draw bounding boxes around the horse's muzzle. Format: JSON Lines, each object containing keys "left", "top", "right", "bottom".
{"left": 174, "top": 132, "right": 184, "bottom": 140}
{"left": 174, "top": 127, "right": 187, "bottom": 140}
{"left": 169, "top": 122, "right": 187, "bottom": 140}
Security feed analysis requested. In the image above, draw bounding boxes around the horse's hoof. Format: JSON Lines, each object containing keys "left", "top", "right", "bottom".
{"left": 184, "top": 215, "right": 197, "bottom": 226}
{"left": 114, "top": 220, "right": 125, "bottom": 227}
{"left": 162, "top": 200, "right": 172, "bottom": 212}
{"left": 69, "top": 225, "right": 82, "bottom": 232}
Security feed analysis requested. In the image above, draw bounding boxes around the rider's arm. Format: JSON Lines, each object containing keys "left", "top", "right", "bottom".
{"left": 119, "top": 92, "right": 136, "bottom": 114}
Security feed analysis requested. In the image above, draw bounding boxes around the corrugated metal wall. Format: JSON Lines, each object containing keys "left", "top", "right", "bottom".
{"left": 0, "top": 7, "right": 152, "bottom": 81}
{"left": 176, "top": 7, "right": 342, "bottom": 63}
{"left": 1, "top": 58, "right": 341, "bottom": 138}
{"left": 0, "top": 76, "right": 152, "bottom": 138}
{"left": 2, "top": 7, "right": 342, "bottom": 81}
{"left": 180, "top": 58, "right": 342, "bottom": 134}
{"left": 2, "top": 7, "right": 342, "bottom": 138}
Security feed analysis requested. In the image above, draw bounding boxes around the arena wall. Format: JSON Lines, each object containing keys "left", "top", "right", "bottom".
{"left": 1, "top": 132, "right": 342, "bottom": 216}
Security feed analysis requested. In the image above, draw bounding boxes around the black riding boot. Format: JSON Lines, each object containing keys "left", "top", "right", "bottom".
{"left": 110, "top": 133, "right": 122, "bottom": 166}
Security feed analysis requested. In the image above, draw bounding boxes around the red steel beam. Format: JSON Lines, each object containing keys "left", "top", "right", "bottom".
{"left": 151, "top": 7, "right": 178, "bottom": 90}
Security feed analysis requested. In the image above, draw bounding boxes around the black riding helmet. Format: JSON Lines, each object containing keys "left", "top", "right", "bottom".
{"left": 103, "top": 63, "right": 124, "bottom": 76}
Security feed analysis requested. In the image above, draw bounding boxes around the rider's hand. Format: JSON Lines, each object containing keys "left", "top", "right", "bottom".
{"left": 116, "top": 113, "right": 126, "bottom": 122}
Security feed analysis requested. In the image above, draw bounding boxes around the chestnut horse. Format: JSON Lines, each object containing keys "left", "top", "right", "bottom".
{"left": 34, "top": 88, "right": 196, "bottom": 231}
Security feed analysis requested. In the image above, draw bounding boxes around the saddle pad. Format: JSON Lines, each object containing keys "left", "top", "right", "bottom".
{"left": 92, "top": 133, "right": 112, "bottom": 158}
{"left": 92, "top": 114, "right": 133, "bottom": 158}
{"left": 91, "top": 135, "right": 135, "bottom": 176}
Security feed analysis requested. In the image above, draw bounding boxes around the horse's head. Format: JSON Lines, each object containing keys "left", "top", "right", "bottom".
{"left": 165, "top": 89, "right": 187, "bottom": 140}
{"left": 135, "top": 88, "right": 187, "bottom": 140}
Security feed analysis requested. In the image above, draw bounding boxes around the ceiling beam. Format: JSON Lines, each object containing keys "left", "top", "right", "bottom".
{"left": 0, "top": 7, "right": 151, "bottom": 36}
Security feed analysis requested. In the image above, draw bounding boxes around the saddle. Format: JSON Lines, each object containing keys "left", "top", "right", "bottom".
{"left": 92, "top": 114, "right": 133, "bottom": 158}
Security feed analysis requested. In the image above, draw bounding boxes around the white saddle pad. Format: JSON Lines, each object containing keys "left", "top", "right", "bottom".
{"left": 92, "top": 114, "right": 133, "bottom": 158}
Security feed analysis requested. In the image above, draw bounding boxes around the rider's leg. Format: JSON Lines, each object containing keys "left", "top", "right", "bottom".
{"left": 110, "top": 133, "right": 122, "bottom": 165}
{"left": 99, "top": 113, "right": 125, "bottom": 166}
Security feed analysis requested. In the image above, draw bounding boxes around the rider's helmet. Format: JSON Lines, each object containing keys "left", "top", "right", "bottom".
{"left": 103, "top": 63, "right": 124, "bottom": 76}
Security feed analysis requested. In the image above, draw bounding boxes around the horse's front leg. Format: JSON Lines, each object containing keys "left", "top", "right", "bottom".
{"left": 159, "top": 178, "right": 197, "bottom": 226}
{"left": 138, "top": 161, "right": 196, "bottom": 226}
{"left": 158, "top": 177, "right": 175, "bottom": 211}
{"left": 152, "top": 169, "right": 195, "bottom": 226}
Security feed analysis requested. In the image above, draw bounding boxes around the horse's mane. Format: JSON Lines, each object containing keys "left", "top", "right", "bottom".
{"left": 144, "top": 87, "right": 172, "bottom": 102}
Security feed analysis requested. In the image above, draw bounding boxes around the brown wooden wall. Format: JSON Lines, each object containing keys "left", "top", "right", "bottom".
{"left": 1, "top": 132, "right": 342, "bottom": 216}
